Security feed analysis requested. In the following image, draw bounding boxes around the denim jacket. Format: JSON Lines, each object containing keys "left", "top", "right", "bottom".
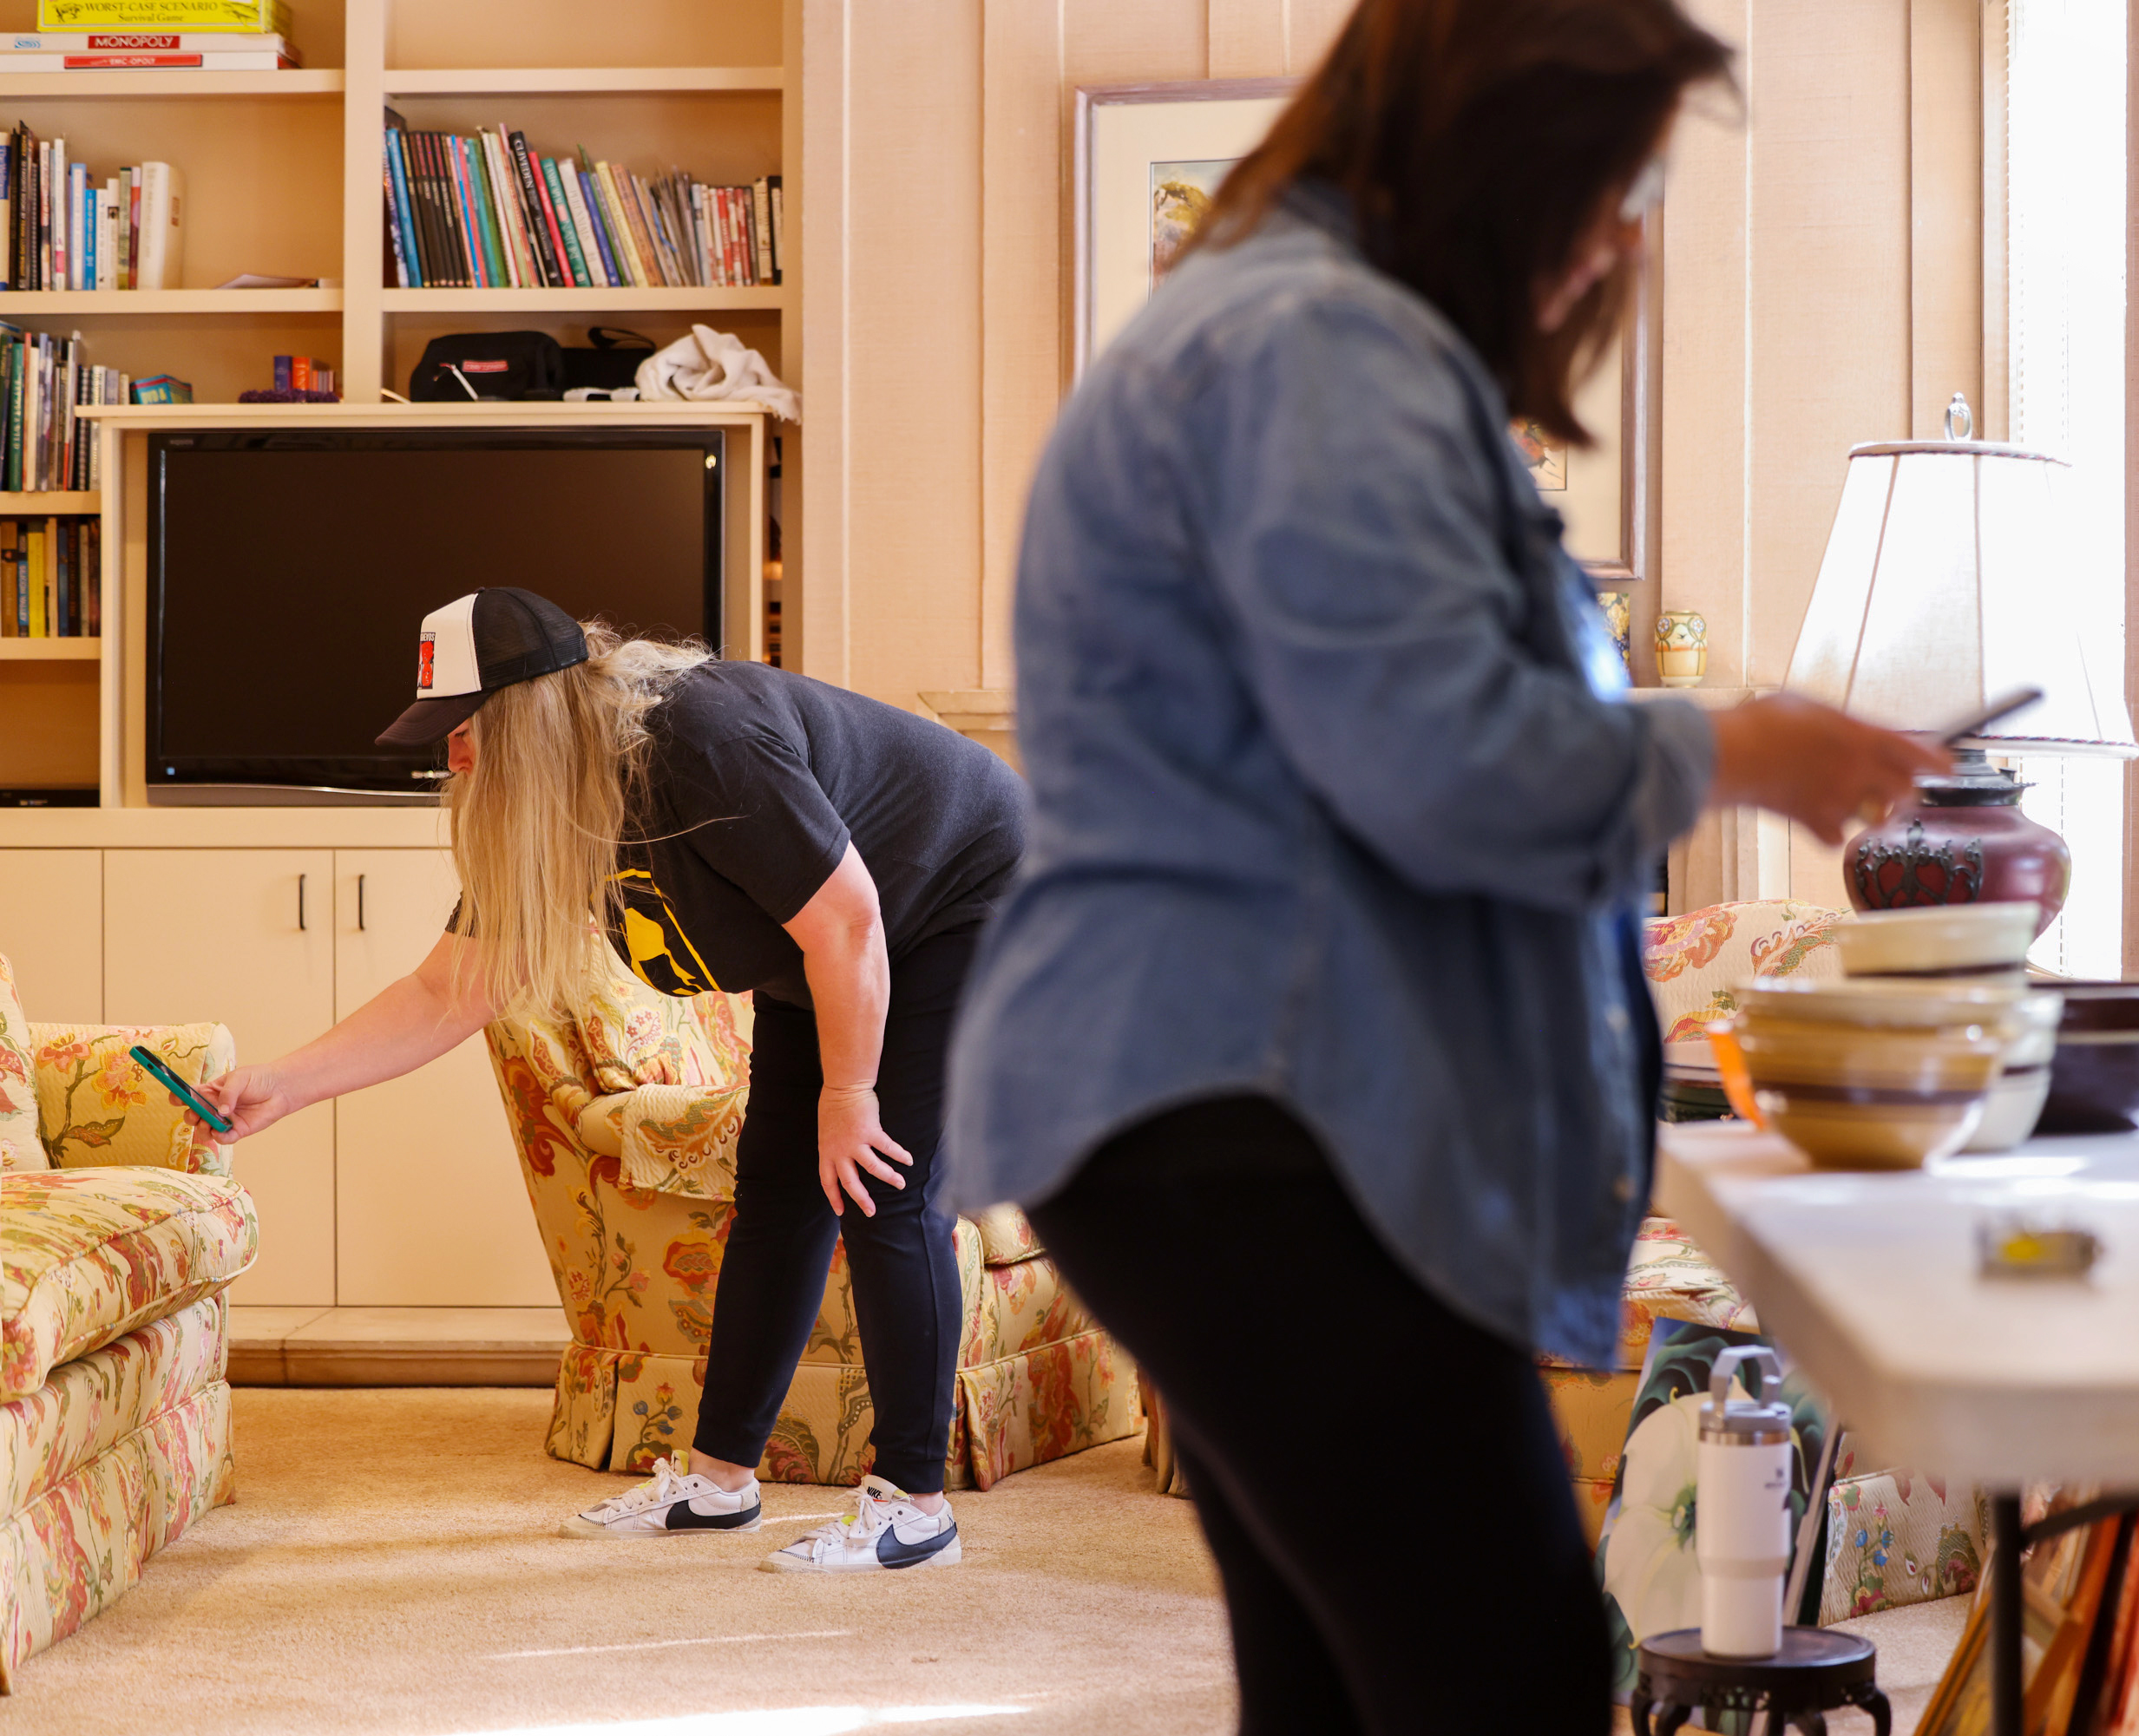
{"left": 943, "top": 186, "right": 1714, "bottom": 1367}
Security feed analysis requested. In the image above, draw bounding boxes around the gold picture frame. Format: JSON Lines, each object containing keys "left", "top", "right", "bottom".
{"left": 1072, "top": 77, "right": 1662, "bottom": 588}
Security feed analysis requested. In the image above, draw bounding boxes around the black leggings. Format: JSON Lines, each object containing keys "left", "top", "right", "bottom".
{"left": 692, "top": 927, "right": 972, "bottom": 1495}
{"left": 1028, "top": 1095, "right": 1611, "bottom": 1736}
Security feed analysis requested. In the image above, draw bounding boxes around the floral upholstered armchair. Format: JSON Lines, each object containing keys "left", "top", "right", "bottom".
{"left": 483, "top": 943, "right": 1139, "bottom": 1490}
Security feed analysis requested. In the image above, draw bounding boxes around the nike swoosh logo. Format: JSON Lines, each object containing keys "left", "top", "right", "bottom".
{"left": 665, "top": 1498, "right": 762, "bottom": 1531}
{"left": 876, "top": 1523, "right": 957, "bottom": 1568}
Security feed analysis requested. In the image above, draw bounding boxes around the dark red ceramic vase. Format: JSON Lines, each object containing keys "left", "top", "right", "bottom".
{"left": 1842, "top": 751, "right": 2071, "bottom": 939}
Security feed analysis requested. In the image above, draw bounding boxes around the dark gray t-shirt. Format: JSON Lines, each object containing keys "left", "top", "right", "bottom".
{"left": 604, "top": 662, "right": 1026, "bottom": 1006}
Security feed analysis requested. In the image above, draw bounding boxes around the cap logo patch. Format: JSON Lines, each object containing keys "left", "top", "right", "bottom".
{"left": 462, "top": 359, "right": 509, "bottom": 373}
{"left": 418, "top": 633, "right": 436, "bottom": 690}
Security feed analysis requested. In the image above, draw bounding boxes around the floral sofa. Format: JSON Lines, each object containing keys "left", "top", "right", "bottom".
{"left": 1536, "top": 900, "right": 1985, "bottom": 1624}
{"left": 0, "top": 953, "right": 256, "bottom": 1691}
{"left": 483, "top": 944, "right": 1138, "bottom": 1491}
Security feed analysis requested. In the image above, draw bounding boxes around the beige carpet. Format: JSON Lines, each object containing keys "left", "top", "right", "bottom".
{"left": 4, "top": 1389, "right": 1236, "bottom": 1735}
{"left": 10, "top": 1387, "right": 1968, "bottom": 1734}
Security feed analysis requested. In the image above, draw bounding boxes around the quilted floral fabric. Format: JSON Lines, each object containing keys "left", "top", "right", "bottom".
{"left": 0, "top": 1375, "right": 233, "bottom": 1691}
{"left": 1818, "top": 1450, "right": 1988, "bottom": 1623}
{"left": 2, "top": 1297, "right": 226, "bottom": 1523}
{"left": 1643, "top": 899, "right": 1845, "bottom": 1042}
{"left": 969, "top": 1203, "right": 1045, "bottom": 1268}
{"left": 1, "top": 1168, "right": 257, "bottom": 1400}
{"left": 30, "top": 1024, "right": 235, "bottom": 1179}
{"left": 0, "top": 957, "right": 43, "bottom": 1173}
{"left": 488, "top": 960, "right": 1136, "bottom": 1491}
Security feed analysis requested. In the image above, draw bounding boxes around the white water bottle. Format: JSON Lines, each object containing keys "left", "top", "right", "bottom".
{"left": 1696, "top": 1346, "right": 1795, "bottom": 1658}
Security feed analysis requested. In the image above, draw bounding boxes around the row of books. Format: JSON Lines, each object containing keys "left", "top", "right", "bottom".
{"left": 0, "top": 330, "right": 129, "bottom": 492}
{"left": 272, "top": 355, "right": 333, "bottom": 393}
{"left": 0, "top": 29, "right": 297, "bottom": 69}
{"left": 0, "top": 516, "right": 99, "bottom": 639}
{"left": 383, "top": 121, "right": 783, "bottom": 292}
{"left": 0, "top": 128, "right": 184, "bottom": 291}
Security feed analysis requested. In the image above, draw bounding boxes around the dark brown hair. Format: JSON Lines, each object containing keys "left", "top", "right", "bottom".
{"left": 1198, "top": 0, "right": 1734, "bottom": 443}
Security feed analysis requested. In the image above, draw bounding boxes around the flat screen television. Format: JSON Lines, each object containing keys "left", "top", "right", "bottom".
{"left": 146, "top": 427, "right": 725, "bottom": 802}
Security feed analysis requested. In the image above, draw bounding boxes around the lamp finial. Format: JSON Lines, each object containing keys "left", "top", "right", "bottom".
{"left": 1945, "top": 393, "right": 1975, "bottom": 441}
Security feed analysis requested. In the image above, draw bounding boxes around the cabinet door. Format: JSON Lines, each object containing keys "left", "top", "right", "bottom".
{"left": 332, "top": 849, "right": 553, "bottom": 1307}
{"left": 103, "top": 850, "right": 337, "bottom": 1306}
{"left": 0, "top": 849, "right": 102, "bottom": 1023}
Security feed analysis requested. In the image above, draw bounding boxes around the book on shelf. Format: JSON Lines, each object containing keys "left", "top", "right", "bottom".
{"left": 0, "top": 325, "right": 127, "bottom": 491}
{"left": 0, "top": 128, "right": 180, "bottom": 291}
{"left": 0, "top": 39, "right": 298, "bottom": 68}
{"left": 131, "top": 371, "right": 188, "bottom": 403}
{"left": 3, "top": 29, "right": 294, "bottom": 52}
{"left": 36, "top": 1, "right": 291, "bottom": 31}
{"left": 381, "top": 113, "right": 784, "bottom": 292}
{"left": 0, "top": 515, "right": 97, "bottom": 639}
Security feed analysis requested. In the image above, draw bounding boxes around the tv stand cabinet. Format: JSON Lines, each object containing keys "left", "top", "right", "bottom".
{"left": 0, "top": 401, "right": 774, "bottom": 1309}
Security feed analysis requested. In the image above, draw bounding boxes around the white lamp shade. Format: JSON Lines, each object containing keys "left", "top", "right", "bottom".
{"left": 1785, "top": 441, "right": 2137, "bottom": 755}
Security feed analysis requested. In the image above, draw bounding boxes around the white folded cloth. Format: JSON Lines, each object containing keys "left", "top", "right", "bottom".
{"left": 634, "top": 324, "right": 800, "bottom": 422}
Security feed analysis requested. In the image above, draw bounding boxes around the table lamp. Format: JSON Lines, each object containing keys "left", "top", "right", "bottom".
{"left": 1783, "top": 397, "right": 2138, "bottom": 936}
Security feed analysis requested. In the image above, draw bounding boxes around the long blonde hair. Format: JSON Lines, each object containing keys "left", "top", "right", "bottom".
{"left": 447, "top": 622, "right": 711, "bottom": 1019}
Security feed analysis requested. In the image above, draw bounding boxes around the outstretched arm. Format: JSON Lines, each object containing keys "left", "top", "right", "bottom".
{"left": 785, "top": 841, "right": 909, "bottom": 1220}
{"left": 181, "top": 930, "right": 497, "bottom": 1142}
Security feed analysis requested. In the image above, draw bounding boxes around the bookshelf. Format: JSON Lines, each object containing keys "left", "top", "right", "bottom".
{"left": 0, "top": 0, "right": 800, "bottom": 800}
{"left": 0, "top": 3, "right": 802, "bottom": 1313}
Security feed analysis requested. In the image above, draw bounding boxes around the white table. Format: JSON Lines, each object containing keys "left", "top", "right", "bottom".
{"left": 1657, "top": 1121, "right": 2139, "bottom": 1735}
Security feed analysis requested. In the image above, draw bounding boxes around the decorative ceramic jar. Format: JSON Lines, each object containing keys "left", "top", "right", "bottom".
{"left": 1656, "top": 610, "right": 1708, "bottom": 688}
{"left": 1843, "top": 750, "right": 2071, "bottom": 938}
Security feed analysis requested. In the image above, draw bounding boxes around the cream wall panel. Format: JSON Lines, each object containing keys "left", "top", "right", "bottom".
{"left": 1910, "top": 0, "right": 1984, "bottom": 438}
{"left": 981, "top": 0, "right": 1067, "bottom": 692}
{"left": 1286, "top": 0, "right": 1353, "bottom": 71}
{"left": 1662, "top": 0, "right": 1752, "bottom": 686}
{"left": 843, "top": 0, "right": 986, "bottom": 707}
{"left": 1210, "top": 0, "right": 1286, "bottom": 79}
{"left": 1062, "top": 5, "right": 1207, "bottom": 88}
{"left": 103, "top": 850, "right": 337, "bottom": 1307}
{"left": 331, "top": 851, "right": 550, "bottom": 1308}
{"left": 797, "top": 0, "right": 850, "bottom": 686}
{"left": 1744, "top": 0, "right": 1912, "bottom": 689}
{"left": 0, "top": 851, "right": 102, "bottom": 1025}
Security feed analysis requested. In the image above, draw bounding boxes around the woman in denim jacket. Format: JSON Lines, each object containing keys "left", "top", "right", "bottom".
{"left": 948, "top": 0, "right": 1941, "bottom": 1729}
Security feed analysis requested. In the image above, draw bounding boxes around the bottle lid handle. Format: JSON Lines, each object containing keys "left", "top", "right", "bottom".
{"left": 1709, "top": 1345, "right": 1785, "bottom": 1414}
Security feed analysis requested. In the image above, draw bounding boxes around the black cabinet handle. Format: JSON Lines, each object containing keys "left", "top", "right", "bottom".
{"left": 358, "top": 874, "right": 366, "bottom": 932}
{"left": 297, "top": 873, "right": 306, "bottom": 931}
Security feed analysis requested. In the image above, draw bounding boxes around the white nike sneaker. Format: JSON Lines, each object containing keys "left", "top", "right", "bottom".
{"left": 758, "top": 1474, "right": 961, "bottom": 1573}
{"left": 560, "top": 1454, "right": 763, "bottom": 1538}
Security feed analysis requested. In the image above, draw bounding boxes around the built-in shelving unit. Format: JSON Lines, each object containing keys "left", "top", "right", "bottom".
{"left": 379, "top": 67, "right": 782, "bottom": 95}
{"left": 0, "top": 491, "right": 96, "bottom": 512}
{"left": 0, "top": 638, "right": 96, "bottom": 659}
{"left": 0, "top": 69, "right": 346, "bottom": 97}
{"left": 0, "top": 0, "right": 800, "bottom": 800}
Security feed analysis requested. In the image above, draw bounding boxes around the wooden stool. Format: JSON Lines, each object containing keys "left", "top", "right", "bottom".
{"left": 1633, "top": 1628, "right": 1891, "bottom": 1735}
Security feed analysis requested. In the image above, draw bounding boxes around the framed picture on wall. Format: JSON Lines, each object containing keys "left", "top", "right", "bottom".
{"left": 1072, "top": 77, "right": 1663, "bottom": 592}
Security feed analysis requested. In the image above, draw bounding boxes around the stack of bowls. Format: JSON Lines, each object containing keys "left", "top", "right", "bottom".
{"left": 1727, "top": 976, "right": 2026, "bottom": 1169}
{"left": 1827, "top": 903, "right": 2060, "bottom": 1152}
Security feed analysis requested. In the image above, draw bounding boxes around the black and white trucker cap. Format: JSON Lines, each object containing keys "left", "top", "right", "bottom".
{"left": 375, "top": 587, "right": 589, "bottom": 747}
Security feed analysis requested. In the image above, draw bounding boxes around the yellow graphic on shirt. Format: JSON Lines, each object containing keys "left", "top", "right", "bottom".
{"left": 612, "top": 867, "right": 719, "bottom": 997}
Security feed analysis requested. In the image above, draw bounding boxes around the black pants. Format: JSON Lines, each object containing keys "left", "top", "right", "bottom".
{"left": 692, "top": 927, "right": 972, "bottom": 1495}
{"left": 1028, "top": 1096, "right": 1611, "bottom": 1736}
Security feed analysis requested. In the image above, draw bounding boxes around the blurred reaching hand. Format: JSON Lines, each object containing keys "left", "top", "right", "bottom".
{"left": 1709, "top": 693, "right": 1951, "bottom": 847}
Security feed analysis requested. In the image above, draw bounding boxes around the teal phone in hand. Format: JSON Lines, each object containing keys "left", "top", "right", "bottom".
{"left": 128, "top": 1044, "right": 233, "bottom": 1135}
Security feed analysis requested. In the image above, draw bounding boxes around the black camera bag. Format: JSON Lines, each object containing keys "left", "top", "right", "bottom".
{"left": 409, "top": 331, "right": 566, "bottom": 401}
